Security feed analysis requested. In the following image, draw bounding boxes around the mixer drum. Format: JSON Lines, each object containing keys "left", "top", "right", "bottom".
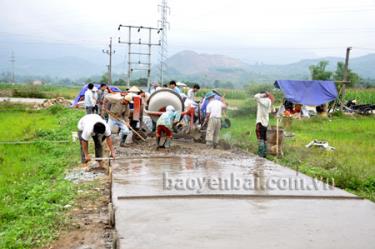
{"left": 147, "top": 89, "right": 184, "bottom": 121}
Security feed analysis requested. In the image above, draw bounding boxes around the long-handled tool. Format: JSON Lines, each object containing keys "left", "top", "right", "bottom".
{"left": 107, "top": 111, "right": 146, "bottom": 142}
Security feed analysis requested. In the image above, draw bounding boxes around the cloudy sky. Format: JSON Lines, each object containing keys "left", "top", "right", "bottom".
{"left": 1, "top": 0, "right": 375, "bottom": 62}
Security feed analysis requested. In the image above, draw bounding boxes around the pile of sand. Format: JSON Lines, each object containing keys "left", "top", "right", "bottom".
{"left": 34, "top": 97, "right": 71, "bottom": 109}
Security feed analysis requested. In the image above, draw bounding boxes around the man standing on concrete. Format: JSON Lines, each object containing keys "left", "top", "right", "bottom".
{"left": 103, "top": 93, "right": 133, "bottom": 147}
{"left": 204, "top": 92, "right": 227, "bottom": 148}
{"left": 84, "top": 83, "right": 97, "bottom": 114}
{"left": 78, "top": 114, "right": 115, "bottom": 169}
{"left": 254, "top": 92, "right": 274, "bottom": 158}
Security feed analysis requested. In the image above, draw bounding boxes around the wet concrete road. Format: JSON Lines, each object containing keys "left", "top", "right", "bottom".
{"left": 112, "top": 153, "right": 375, "bottom": 249}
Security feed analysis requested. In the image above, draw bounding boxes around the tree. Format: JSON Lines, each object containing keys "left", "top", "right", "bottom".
{"left": 309, "top": 61, "right": 333, "bottom": 80}
{"left": 131, "top": 78, "right": 147, "bottom": 86}
{"left": 334, "top": 62, "right": 360, "bottom": 87}
{"left": 114, "top": 79, "right": 126, "bottom": 85}
{"left": 100, "top": 73, "right": 109, "bottom": 84}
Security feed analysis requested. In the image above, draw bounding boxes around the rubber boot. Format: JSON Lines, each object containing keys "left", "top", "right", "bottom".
{"left": 120, "top": 135, "right": 127, "bottom": 147}
{"left": 258, "top": 140, "right": 267, "bottom": 158}
{"left": 164, "top": 138, "right": 172, "bottom": 148}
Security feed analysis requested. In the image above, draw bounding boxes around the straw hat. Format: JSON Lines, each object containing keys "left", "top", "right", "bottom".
{"left": 124, "top": 94, "right": 133, "bottom": 102}
{"left": 128, "top": 86, "right": 141, "bottom": 93}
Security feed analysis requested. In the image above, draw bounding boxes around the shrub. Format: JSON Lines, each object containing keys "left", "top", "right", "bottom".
{"left": 12, "top": 87, "right": 47, "bottom": 98}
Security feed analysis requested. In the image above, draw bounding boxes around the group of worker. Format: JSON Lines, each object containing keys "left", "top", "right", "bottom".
{"left": 77, "top": 81, "right": 273, "bottom": 170}
{"left": 78, "top": 83, "right": 144, "bottom": 170}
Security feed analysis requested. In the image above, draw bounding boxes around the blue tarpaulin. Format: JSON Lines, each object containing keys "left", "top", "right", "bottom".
{"left": 274, "top": 80, "right": 338, "bottom": 106}
{"left": 71, "top": 84, "right": 122, "bottom": 107}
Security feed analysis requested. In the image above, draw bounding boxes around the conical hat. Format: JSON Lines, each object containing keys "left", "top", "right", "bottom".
{"left": 128, "top": 86, "right": 141, "bottom": 93}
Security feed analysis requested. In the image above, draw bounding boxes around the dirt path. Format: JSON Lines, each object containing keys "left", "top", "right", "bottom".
{"left": 0, "top": 97, "right": 47, "bottom": 104}
{"left": 46, "top": 170, "right": 113, "bottom": 249}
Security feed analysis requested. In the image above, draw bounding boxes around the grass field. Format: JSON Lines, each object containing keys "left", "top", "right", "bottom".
{"left": 0, "top": 84, "right": 81, "bottom": 99}
{"left": 346, "top": 88, "right": 375, "bottom": 104}
{"left": 222, "top": 113, "right": 375, "bottom": 201}
{"left": 0, "top": 104, "right": 83, "bottom": 248}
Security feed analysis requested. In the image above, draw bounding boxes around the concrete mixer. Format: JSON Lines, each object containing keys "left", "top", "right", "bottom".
{"left": 145, "top": 89, "right": 202, "bottom": 140}
{"left": 144, "top": 88, "right": 231, "bottom": 142}
{"left": 146, "top": 89, "right": 185, "bottom": 122}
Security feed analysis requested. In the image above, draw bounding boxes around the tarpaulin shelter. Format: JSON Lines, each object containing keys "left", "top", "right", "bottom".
{"left": 71, "top": 84, "right": 122, "bottom": 107}
{"left": 274, "top": 80, "right": 338, "bottom": 106}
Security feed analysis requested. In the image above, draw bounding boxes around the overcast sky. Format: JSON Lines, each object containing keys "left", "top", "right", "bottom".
{"left": 1, "top": 0, "right": 375, "bottom": 61}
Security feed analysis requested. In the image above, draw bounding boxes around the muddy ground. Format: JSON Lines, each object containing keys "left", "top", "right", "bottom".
{"left": 46, "top": 137, "right": 248, "bottom": 249}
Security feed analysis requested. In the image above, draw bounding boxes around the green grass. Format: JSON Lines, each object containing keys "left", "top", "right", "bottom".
{"left": 224, "top": 86, "right": 375, "bottom": 201}
{"left": 0, "top": 104, "right": 84, "bottom": 248}
{"left": 0, "top": 84, "right": 81, "bottom": 99}
{"left": 223, "top": 114, "right": 375, "bottom": 201}
{"left": 346, "top": 88, "right": 375, "bottom": 104}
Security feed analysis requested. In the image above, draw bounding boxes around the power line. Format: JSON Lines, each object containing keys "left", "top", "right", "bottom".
{"left": 118, "top": 25, "right": 162, "bottom": 88}
{"left": 158, "top": 0, "right": 170, "bottom": 85}
{"left": 102, "top": 37, "right": 115, "bottom": 84}
{"left": 9, "top": 51, "right": 15, "bottom": 83}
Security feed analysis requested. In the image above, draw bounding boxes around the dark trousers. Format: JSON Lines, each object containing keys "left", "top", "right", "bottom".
{"left": 85, "top": 106, "right": 95, "bottom": 114}
{"left": 256, "top": 123, "right": 268, "bottom": 141}
{"left": 78, "top": 131, "right": 105, "bottom": 163}
{"left": 256, "top": 123, "right": 268, "bottom": 157}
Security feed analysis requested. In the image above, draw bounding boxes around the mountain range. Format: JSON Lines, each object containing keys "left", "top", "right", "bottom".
{"left": 0, "top": 47, "right": 374, "bottom": 85}
{"left": 163, "top": 51, "right": 375, "bottom": 85}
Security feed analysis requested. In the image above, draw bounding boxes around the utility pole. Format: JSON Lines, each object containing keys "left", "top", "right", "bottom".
{"left": 118, "top": 25, "right": 161, "bottom": 89}
{"left": 340, "top": 47, "right": 352, "bottom": 111}
{"left": 158, "top": 0, "right": 170, "bottom": 85}
{"left": 102, "top": 37, "right": 115, "bottom": 85}
{"left": 10, "top": 51, "right": 15, "bottom": 83}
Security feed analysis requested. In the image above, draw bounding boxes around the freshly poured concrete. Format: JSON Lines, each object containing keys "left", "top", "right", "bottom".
{"left": 112, "top": 156, "right": 375, "bottom": 249}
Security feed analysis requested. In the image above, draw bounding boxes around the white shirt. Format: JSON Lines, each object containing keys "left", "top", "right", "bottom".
{"left": 206, "top": 99, "right": 225, "bottom": 118}
{"left": 254, "top": 93, "right": 272, "bottom": 126}
{"left": 187, "top": 88, "right": 195, "bottom": 100}
{"left": 84, "top": 89, "right": 96, "bottom": 107}
{"left": 78, "top": 114, "right": 111, "bottom": 141}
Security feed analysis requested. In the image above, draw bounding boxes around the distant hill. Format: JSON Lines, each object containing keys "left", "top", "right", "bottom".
{"left": 163, "top": 50, "right": 375, "bottom": 85}
{"left": 0, "top": 56, "right": 106, "bottom": 79}
{"left": 0, "top": 45, "right": 374, "bottom": 84}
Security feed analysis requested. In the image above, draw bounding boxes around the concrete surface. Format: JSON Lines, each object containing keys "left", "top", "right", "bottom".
{"left": 112, "top": 155, "right": 375, "bottom": 249}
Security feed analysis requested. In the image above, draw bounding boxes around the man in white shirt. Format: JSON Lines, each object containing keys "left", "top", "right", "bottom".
{"left": 204, "top": 92, "right": 227, "bottom": 148}
{"left": 254, "top": 92, "right": 274, "bottom": 158}
{"left": 77, "top": 114, "right": 115, "bottom": 169}
{"left": 187, "top": 84, "right": 200, "bottom": 101}
{"left": 84, "top": 83, "right": 97, "bottom": 114}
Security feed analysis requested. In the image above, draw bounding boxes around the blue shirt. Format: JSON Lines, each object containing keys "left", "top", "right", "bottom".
{"left": 174, "top": 87, "right": 181, "bottom": 94}
{"left": 156, "top": 111, "right": 181, "bottom": 129}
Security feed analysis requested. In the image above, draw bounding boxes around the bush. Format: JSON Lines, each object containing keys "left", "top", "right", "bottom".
{"left": 48, "top": 104, "right": 66, "bottom": 115}
{"left": 232, "top": 83, "right": 283, "bottom": 117}
{"left": 12, "top": 87, "right": 47, "bottom": 98}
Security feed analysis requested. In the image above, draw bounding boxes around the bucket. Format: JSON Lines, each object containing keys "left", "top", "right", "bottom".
{"left": 267, "top": 126, "right": 284, "bottom": 156}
